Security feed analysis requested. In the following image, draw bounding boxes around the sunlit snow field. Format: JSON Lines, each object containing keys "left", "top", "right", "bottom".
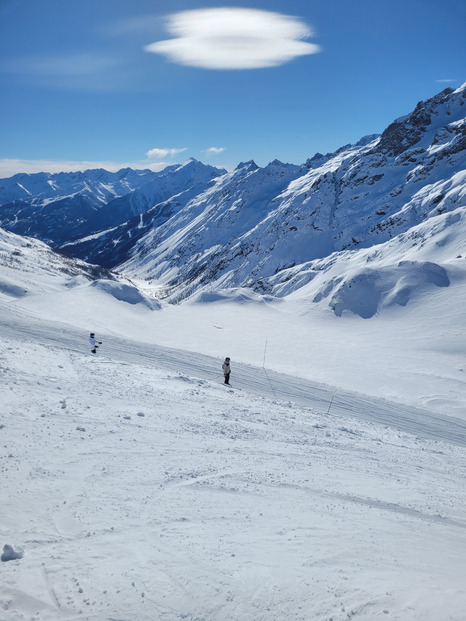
{"left": 1, "top": 250, "right": 466, "bottom": 620}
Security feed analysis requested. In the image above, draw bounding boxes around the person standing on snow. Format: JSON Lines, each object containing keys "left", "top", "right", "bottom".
{"left": 222, "top": 357, "right": 231, "bottom": 385}
{"left": 89, "top": 332, "right": 102, "bottom": 354}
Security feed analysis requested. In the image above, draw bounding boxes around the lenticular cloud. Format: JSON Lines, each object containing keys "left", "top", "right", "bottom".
{"left": 144, "top": 8, "right": 321, "bottom": 70}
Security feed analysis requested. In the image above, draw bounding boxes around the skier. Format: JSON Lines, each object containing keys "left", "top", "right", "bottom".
{"left": 89, "top": 332, "right": 102, "bottom": 354}
{"left": 222, "top": 357, "right": 231, "bottom": 385}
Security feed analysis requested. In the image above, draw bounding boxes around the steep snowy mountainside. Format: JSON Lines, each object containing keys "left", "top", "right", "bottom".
{"left": 1, "top": 84, "right": 464, "bottom": 317}
{"left": 121, "top": 85, "right": 465, "bottom": 308}
{"left": 0, "top": 226, "right": 159, "bottom": 309}
{"left": 268, "top": 206, "right": 466, "bottom": 317}
{"left": 376, "top": 86, "right": 465, "bottom": 157}
{"left": 60, "top": 159, "right": 227, "bottom": 267}
{"left": 120, "top": 159, "right": 302, "bottom": 291}
{"left": 0, "top": 227, "right": 109, "bottom": 297}
{"left": 0, "top": 160, "right": 225, "bottom": 248}
{"left": 92, "top": 159, "right": 227, "bottom": 230}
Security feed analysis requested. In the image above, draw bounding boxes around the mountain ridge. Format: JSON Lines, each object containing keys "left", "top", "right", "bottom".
{"left": 0, "top": 160, "right": 226, "bottom": 246}
{"left": 118, "top": 85, "right": 465, "bottom": 307}
{"left": 0, "top": 84, "right": 464, "bottom": 317}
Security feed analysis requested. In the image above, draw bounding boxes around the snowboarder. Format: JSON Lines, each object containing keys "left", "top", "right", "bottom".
{"left": 89, "top": 332, "right": 102, "bottom": 354}
{"left": 222, "top": 357, "right": 231, "bottom": 385}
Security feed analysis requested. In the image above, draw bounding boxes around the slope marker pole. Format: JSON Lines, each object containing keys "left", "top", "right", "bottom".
{"left": 262, "top": 339, "right": 278, "bottom": 401}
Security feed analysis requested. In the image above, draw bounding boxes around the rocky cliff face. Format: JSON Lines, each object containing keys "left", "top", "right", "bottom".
{"left": 376, "top": 87, "right": 461, "bottom": 156}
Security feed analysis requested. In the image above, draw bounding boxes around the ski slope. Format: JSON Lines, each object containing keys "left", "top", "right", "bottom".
{"left": 1, "top": 297, "right": 466, "bottom": 621}
{"left": 2, "top": 306, "right": 466, "bottom": 448}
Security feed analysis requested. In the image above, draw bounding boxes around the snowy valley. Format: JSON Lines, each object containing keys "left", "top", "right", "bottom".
{"left": 0, "top": 83, "right": 466, "bottom": 620}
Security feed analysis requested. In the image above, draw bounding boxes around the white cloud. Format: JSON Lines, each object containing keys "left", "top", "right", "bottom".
{"left": 146, "top": 147, "right": 188, "bottom": 158}
{"left": 203, "top": 147, "right": 226, "bottom": 155}
{"left": 435, "top": 79, "right": 457, "bottom": 83}
{"left": 144, "top": 8, "right": 321, "bottom": 70}
{"left": 0, "top": 159, "right": 171, "bottom": 178}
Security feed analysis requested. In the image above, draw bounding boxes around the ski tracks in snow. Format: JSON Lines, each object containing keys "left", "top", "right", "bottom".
{"left": 1, "top": 305, "right": 465, "bottom": 447}
{"left": 2, "top": 304, "right": 466, "bottom": 620}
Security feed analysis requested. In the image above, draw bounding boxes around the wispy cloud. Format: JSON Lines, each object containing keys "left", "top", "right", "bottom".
{"left": 435, "top": 78, "right": 457, "bottom": 83}
{"left": 2, "top": 53, "right": 118, "bottom": 77}
{"left": 104, "top": 14, "right": 165, "bottom": 37}
{"left": 146, "top": 147, "right": 188, "bottom": 158}
{"left": 144, "top": 8, "right": 321, "bottom": 70}
{"left": 0, "top": 52, "right": 127, "bottom": 91}
{"left": 0, "top": 159, "right": 171, "bottom": 178}
{"left": 203, "top": 147, "right": 226, "bottom": 155}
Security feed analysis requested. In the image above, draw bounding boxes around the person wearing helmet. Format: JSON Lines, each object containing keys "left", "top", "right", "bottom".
{"left": 222, "top": 357, "right": 231, "bottom": 385}
{"left": 89, "top": 332, "right": 102, "bottom": 354}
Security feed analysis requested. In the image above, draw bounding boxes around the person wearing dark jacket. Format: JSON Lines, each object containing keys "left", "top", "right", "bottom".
{"left": 222, "top": 357, "right": 231, "bottom": 385}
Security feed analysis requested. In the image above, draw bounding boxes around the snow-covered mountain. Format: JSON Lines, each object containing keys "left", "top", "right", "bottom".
{"left": 120, "top": 84, "right": 465, "bottom": 309}
{"left": 0, "top": 168, "right": 155, "bottom": 243}
{"left": 0, "top": 84, "right": 464, "bottom": 317}
{"left": 0, "top": 227, "right": 110, "bottom": 293}
{"left": 0, "top": 226, "right": 160, "bottom": 309}
{"left": 0, "top": 167, "right": 159, "bottom": 205}
{"left": 61, "top": 158, "right": 229, "bottom": 267}
{"left": 270, "top": 206, "right": 466, "bottom": 318}
{"left": 0, "top": 160, "right": 225, "bottom": 248}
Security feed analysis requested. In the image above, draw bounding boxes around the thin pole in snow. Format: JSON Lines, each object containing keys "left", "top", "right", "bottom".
{"left": 326, "top": 395, "right": 335, "bottom": 416}
{"left": 262, "top": 338, "right": 277, "bottom": 401}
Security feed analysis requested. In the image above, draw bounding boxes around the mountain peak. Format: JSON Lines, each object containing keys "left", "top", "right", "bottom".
{"left": 174, "top": 158, "right": 226, "bottom": 175}
{"left": 235, "top": 160, "right": 259, "bottom": 171}
{"left": 377, "top": 84, "right": 465, "bottom": 157}
{"left": 266, "top": 159, "right": 291, "bottom": 167}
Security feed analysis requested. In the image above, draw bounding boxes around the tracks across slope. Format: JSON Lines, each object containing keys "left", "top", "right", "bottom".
{"left": 2, "top": 301, "right": 465, "bottom": 448}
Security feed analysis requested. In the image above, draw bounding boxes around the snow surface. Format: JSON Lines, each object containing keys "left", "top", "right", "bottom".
{"left": 1, "top": 230, "right": 466, "bottom": 620}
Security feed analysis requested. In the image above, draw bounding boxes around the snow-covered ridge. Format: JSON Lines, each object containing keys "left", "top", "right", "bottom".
{"left": 0, "top": 226, "right": 158, "bottom": 309}
{"left": 0, "top": 85, "right": 465, "bottom": 317}
{"left": 0, "top": 227, "right": 109, "bottom": 292}
{"left": 119, "top": 85, "right": 465, "bottom": 310}
{"left": 0, "top": 160, "right": 226, "bottom": 248}
{"left": 0, "top": 167, "right": 153, "bottom": 204}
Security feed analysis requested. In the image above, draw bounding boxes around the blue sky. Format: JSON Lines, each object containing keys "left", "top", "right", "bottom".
{"left": 0, "top": 0, "right": 464, "bottom": 177}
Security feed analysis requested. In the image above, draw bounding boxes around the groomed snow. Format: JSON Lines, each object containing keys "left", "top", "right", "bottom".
{"left": 1, "top": 262, "right": 466, "bottom": 619}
